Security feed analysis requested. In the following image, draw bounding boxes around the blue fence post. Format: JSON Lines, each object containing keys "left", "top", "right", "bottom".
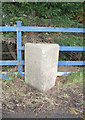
{"left": 15, "top": 21, "right": 23, "bottom": 74}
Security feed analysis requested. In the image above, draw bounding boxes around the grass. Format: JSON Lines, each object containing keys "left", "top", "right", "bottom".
{"left": 56, "top": 68, "right": 83, "bottom": 88}
{"left": 2, "top": 71, "right": 25, "bottom": 83}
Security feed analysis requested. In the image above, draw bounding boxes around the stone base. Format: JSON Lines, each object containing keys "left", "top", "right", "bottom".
{"left": 25, "top": 43, "right": 59, "bottom": 92}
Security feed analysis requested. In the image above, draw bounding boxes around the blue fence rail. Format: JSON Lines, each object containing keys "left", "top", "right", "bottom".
{"left": 0, "top": 21, "right": 85, "bottom": 77}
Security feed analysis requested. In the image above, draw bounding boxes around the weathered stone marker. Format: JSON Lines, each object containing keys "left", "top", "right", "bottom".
{"left": 25, "top": 43, "right": 59, "bottom": 92}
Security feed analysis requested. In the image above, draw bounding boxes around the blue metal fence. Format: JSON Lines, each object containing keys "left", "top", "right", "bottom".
{"left": 0, "top": 21, "right": 85, "bottom": 78}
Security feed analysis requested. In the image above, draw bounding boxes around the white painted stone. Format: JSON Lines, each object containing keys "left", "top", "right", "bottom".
{"left": 25, "top": 43, "right": 59, "bottom": 92}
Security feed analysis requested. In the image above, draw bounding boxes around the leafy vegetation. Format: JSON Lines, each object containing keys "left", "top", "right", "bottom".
{"left": 56, "top": 68, "right": 83, "bottom": 88}
{"left": 2, "top": 2, "right": 83, "bottom": 27}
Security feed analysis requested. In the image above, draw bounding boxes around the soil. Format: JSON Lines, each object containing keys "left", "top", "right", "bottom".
{"left": 1, "top": 67, "right": 84, "bottom": 119}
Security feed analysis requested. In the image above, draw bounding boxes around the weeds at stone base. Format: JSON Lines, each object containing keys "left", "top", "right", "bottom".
{"left": 2, "top": 68, "right": 84, "bottom": 119}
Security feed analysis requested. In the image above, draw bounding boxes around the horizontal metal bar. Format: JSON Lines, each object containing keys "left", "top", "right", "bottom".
{"left": 0, "top": 26, "right": 85, "bottom": 33}
{"left": 19, "top": 46, "right": 85, "bottom": 51}
{"left": 0, "top": 60, "right": 18, "bottom": 65}
{"left": 0, "top": 72, "right": 25, "bottom": 75}
{"left": 0, "top": 71, "right": 83, "bottom": 79}
{"left": 58, "top": 61, "right": 85, "bottom": 65}
{"left": 0, "top": 60, "right": 24, "bottom": 65}
{"left": 0, "top": 27, "right": 16, "bottom": 32}
{"left": 21, "top": 72, "right": 71, "bottom": 76}
{"left": 0, "top": 72, "right": 71, "bottom": 79}
{"left": 0, "top": 60, "right": 84, "bottom": 66}
{"left": 60, "top": 46, "right": 85, "bottom": 51}
{"left": 57, "top": 72, "right": 71, "bottom": 76}
{"left": 21, "top": 27, "right": 85, "bottom": 33}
